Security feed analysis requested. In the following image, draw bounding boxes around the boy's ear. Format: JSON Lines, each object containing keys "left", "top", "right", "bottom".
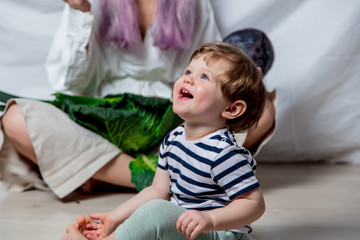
{"left": 221, "top": 100, "right": 247, "bottom": 120}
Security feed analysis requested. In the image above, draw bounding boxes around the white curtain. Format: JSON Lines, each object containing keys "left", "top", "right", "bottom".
{"left": 1, "top": 0, "right": 360, "bottom": 163}
{"left": 212, "top": 0, "right": 360, "bottom": 164}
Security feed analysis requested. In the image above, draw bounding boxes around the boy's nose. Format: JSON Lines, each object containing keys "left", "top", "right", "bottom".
{"left": 183, "top": 76, "right": 194, "bottom": 85}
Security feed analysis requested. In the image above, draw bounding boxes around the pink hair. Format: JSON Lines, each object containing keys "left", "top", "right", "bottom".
{"left": 98, "top": 0, "right": 196, "bottom": 50}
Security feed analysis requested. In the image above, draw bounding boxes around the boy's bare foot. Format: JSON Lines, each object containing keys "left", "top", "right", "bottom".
{"left": 62, "top": 224, "right": 88, "bottom": 240}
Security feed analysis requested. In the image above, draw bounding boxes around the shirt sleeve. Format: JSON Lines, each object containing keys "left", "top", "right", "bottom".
{"left": 157, "top": 133, "right": 170, "bottom": 170}
{"left": 45, "top": 5, "right": 100, "bottom": 95}
{"left": 212, "top": 146, "right": 260, "bottom": 200}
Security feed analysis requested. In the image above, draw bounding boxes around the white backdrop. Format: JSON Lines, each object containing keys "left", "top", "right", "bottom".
{"left": 1, "top": 0, "right": 360, "bottom": 163}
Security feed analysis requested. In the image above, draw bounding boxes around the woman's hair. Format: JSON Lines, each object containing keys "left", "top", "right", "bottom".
{"left": 190, "top": 42, "right": 266, "bottom": 133}
{"left": 98, "top": 0, "right": 196, "bottom": 50}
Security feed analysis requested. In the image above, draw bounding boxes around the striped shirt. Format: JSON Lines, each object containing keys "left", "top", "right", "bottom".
{"left": 158, "top": 125, "right": 260, "bottom": 233}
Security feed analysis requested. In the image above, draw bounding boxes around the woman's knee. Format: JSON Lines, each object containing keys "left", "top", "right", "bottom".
{"left": 2, "top": 103, "right": 25, "bottom": 136}
{"left": 1, "top": 102, "right": 36, "bottom": 162}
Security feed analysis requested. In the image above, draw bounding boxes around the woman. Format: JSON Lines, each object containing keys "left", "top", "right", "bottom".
{"left": 0, "top": 0, "right": 275, "bottom": 198}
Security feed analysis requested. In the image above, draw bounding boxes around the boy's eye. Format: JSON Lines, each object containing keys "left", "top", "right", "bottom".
{"left": 201, "top": 74, "right": 208, "bottom": 80}
{"left": 185, "top": 70, "right": 192, "bottom": 76}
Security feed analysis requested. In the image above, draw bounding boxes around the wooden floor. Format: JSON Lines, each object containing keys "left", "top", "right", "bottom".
{"left": 1, "top": 162, "right": 359, "bottom": 240}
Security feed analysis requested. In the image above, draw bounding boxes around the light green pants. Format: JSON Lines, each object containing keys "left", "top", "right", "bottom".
{"left": 115, "top": 199, "right": 253, "bottom": 240}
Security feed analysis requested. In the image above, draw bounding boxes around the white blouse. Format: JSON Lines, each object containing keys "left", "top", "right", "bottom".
{"left": 46, "top": 0, "right": 222, "bottom": 99}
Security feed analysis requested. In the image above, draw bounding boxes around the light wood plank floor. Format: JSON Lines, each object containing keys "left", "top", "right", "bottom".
{"left": 1, "top": 163, "right": 359, "bottom": 240}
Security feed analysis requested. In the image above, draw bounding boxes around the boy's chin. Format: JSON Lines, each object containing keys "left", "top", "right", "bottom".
{"left": 172, "top": 106, "right": 187, "bottom": 120}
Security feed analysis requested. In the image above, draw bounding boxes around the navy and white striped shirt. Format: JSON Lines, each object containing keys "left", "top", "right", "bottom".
{"left": 158, "top": 125, "right": 260, "bottom": 233}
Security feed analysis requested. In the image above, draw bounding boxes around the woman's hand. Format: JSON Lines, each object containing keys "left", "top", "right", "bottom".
{"left": 63, "top": 0, "right": 91, "bottom": 12}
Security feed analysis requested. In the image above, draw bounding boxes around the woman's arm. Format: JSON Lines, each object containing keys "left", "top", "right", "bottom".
{"left": 243, "top": 95, "right": 276, "bottom": 151}
{"left": 64, "top": 0, "right": 91, "bottom": 12}
{"left": 46, "top": 3, "right": 101, "bottom": 96}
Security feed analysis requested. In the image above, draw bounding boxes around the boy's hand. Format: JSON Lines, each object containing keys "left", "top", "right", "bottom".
{"left": 176, "top": 210, "right": 215, "bottom": 240}
{"left": 70, "top": 214, "right": 102, "bottom": 239}
{"left": 82, "top": 220, "right": 103, "bottom": 240}
{"left": 63, "top": 0, "right": 91, "bottom": 12}
{"left": 82, "top": 212, "right": 121, "bottom": 239}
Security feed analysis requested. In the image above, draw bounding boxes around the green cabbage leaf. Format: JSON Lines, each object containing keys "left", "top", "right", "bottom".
{"left": 51, "top": 92, "right": 179, "bottom": 154}
{"left": 129, "top": 153, "right": 158, "bottom": 191}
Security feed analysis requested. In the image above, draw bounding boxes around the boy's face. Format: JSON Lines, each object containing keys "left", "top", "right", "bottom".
{"left": 172, "top": 55, "right": 231, "bottom": 126}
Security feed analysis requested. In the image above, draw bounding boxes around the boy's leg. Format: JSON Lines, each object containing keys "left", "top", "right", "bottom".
{"left": 115, "top": 199, "right": 187, "bottom": 240}
{"left": 115, "top": 199, "right": 246, "bottom": 240}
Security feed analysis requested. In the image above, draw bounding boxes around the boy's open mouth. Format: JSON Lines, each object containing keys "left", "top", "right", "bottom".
{"left": 179, "top": 88, "right": 193, "bottom": 99}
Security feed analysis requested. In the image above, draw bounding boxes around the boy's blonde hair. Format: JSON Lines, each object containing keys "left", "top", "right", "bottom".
{"left": 189, "top": 42, "right": 266, "bottom": 133}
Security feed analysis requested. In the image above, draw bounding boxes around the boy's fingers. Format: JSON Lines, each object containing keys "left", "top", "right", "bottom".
{"left": 185, "top": 221, "right": 198, "bottom": 239}
{"left": 180, "top": 216, "right": 193, "bottom": 234}
{"left": 189, "top": 225, "right": 202, "bottom": 240}
{"left": 176, "top": 211, "right": 189, "bottom": 232}
{"left": 88, "top": 213, "right": 104, "bottom": 221}
{"left": 86, "top": 222, "right": 102, "bottom": 230}
{"left": 176, "top": 214, "right": 185, "bottom": 232}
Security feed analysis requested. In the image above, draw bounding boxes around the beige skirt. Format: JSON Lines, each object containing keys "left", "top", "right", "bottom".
{"left": 0, "top": 99, "right": 121, "bottom": 198}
